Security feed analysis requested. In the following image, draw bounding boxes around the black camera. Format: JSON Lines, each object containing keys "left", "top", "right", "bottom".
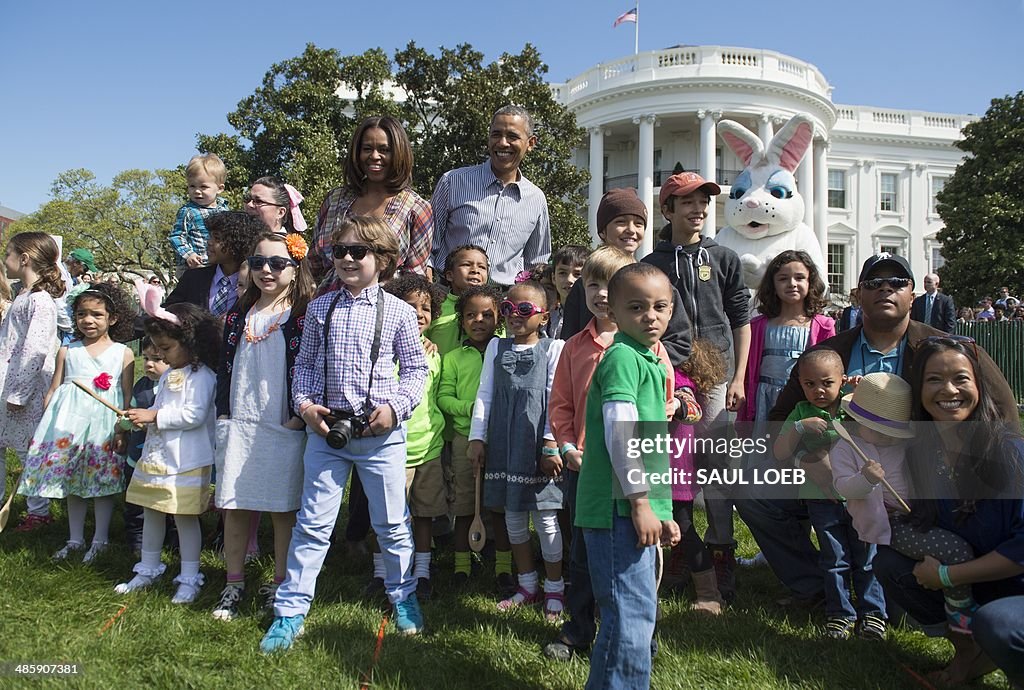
{"left": 325, "top": 410, "right": 371, "bottom": 449}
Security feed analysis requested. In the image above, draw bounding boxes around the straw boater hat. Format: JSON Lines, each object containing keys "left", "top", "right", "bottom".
{"left": 838, "top": 372, "right": 915, "bottom": 439}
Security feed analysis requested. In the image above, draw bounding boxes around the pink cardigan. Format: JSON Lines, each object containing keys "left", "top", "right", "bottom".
{"left": 739, "top": 313, "right": 836, "bottom": 422}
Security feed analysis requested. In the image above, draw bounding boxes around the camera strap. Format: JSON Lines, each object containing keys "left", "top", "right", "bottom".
{"left": 322, "top": 286, "right": 386, "bottom": 415}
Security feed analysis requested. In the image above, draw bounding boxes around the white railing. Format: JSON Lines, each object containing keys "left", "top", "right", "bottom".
{"left": 556, "top": 45, "right": 834, "bottom": 106}
{"left": 832, "top": 104, "right": 975, "bottom": 137}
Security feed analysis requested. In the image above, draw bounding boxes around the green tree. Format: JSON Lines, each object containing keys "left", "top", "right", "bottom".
{"left": 199, "top": 42, "right": 590, "bottom": 250}
{"left": 936, "top": 92, "right": 1024, "bottom": 306}
{"left": 9, "top": 168, "right": 184, "bottom": 285}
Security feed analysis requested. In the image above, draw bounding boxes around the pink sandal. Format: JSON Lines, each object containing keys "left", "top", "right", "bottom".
{"left": 544, "top": 592, "right": 565, "bottom": 623}
{"left": 497, "top": 586, "right": 541, "bottom": 612}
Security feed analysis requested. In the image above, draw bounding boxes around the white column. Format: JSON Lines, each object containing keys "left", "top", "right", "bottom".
{"left": 813, "top": 138, "right": 828, "bottom": 261}
{"left": 697, "top": 109, "right": 720, "bottom": 238}
{"left": 908, "top": 163, "right": 926, "bottom": 279}
{"left": 635, "top": 113, "right": 656, "bottom": 257}
{"left": 799, "top": 142, "right": 814, "bottom": 230}
{"left": 588, "top": 127, "right": 605, "bottom": 247}
{"left": 758, "top": 113, "right": 774, "bottom": 148}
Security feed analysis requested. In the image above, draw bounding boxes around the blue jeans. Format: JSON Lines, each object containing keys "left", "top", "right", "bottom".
{"left": 876, "top": 548, "right": 1024, "bottom": 683}
{"left": 806, "top": 501, "right": 886, "bottom": 619}
{"left": 274, "top": 428, "right": 415, "bottom": 617}
{"left": 735, "top": 497, "right": 824, "bottom": 599}
{"left": 974, "top": 596, "right": 1024, "bottom": 685}
{"left": 584, "top": 514, "right": 657, "bottom": 690}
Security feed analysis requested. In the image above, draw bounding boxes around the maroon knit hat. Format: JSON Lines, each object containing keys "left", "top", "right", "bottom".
{"left": 596, "top": 188, "right": 648, "bottom": 234}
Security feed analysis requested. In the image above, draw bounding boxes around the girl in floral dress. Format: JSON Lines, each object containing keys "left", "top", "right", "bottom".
{"left": 0, "top": 233, "right": 64, "bottom": 522}
{"left": 18, "top": 282, "right": 136, "bottom": 563}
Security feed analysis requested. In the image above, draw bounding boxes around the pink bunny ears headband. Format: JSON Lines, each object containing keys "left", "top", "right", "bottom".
{"left": 134, "top": 279, "right": 179, "bottom": 325}
{"left": 284, "top": 184, "right": 308, "bottom": 233}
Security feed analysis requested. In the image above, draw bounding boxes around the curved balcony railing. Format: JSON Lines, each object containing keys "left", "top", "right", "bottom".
{"left": 550, "top": 46, "right": 833, "bottom": 106}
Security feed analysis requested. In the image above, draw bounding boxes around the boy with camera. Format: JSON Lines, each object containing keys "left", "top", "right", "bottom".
{"left": 261, "top": 216, "right": 429, "bottom": 653}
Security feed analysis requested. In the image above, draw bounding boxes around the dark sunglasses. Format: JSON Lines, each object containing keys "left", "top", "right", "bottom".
{"left": 911, "top": 335, "right": 979, "bottom": 360}
{"left": 499, "top": 300, "right": 546, "bottom": 318}
{"left": 859, "top": 276, "right": 912, "bottom": 291}
{"left": 332, "top": 244, "right": 373, "bottom": 261}
{"left": 247, "top": 255, "right": 297, "bottom": 272}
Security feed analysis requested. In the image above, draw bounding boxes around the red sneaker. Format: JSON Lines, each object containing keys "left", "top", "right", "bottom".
{"left": 14, "top": 514, "right": 53, "bottom": 532}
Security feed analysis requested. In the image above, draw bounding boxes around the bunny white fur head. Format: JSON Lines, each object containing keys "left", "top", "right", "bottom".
{"left": 719, "top": 114, "right": 813, "bottom": 240}
{"left": 713, "top": 113, "right": 827, "bottom": 296}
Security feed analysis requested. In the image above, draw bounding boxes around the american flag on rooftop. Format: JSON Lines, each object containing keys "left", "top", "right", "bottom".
{"left": 613, "top": 7, "right": 637, "bottom": 27}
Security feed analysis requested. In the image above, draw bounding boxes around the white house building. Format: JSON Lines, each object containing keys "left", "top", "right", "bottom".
{"left": 550, "top": 45, "right": 974, "bottom": 296}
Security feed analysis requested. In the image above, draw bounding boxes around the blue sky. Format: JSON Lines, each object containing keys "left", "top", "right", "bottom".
{"left": 2, "top": 0, "right": 1021, "bottom": 214}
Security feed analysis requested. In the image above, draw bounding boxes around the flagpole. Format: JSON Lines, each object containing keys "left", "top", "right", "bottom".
{"left": 634, "top": 0, "right": 639, "bottom": 55}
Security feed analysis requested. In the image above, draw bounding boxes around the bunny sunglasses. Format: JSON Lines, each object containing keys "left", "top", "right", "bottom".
{"left": 499, "top": 300, "right": 546, "bottom": 318}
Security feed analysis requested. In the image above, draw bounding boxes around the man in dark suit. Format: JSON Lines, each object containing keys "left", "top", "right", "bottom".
{"left": 910, "top": 272, "right": 956, "bottom": 333}
{"left": 165, "top": 211, "right": 266, "bottom": 314}
{"left": 838, "top": 288, "right": 861, "bottom": 331}
{"left": 736, "top": 254, "right": 1018, "bottom": 607}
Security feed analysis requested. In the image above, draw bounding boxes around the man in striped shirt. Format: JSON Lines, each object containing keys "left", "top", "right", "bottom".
{"left": 429, "top": 106, "right": 552, "bottom": 288}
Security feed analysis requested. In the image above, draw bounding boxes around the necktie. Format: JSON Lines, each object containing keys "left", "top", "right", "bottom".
{"left": 211, "top": 276, "right": 231, "bottom": 316}
{"left": 925, "top": 294, "right": 933, "bottom": 325}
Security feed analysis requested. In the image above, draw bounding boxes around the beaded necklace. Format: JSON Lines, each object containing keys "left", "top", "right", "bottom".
{"left": 244, "top": 307, "right": 288, "bottom": 344}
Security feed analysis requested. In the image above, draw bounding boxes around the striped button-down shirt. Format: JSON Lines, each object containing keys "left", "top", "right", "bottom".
{"left": 429, "top": 161, "right": 551, "bottom": 286}
{"left": 168, "top": 199, "right": 229, "bottom": 265}
{"left": 292, "top": 284, "right": 428, "bottom": 422}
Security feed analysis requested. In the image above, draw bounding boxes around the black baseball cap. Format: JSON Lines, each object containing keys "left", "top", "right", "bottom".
{"left": 858, "top": 253, "right": 914, "bottom": 284}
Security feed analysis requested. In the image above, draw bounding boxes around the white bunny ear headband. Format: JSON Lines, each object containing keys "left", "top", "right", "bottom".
{"left": 717, "top": 113, "right": 815, "bottom": 173}
{"left": 134, "top": 279, "right": 180, "bottom": 325}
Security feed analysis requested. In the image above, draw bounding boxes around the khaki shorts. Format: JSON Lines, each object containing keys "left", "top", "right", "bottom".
{"left": 405, "top": 458, "right": 448, "bottom": 518}
{"left": 448, "top": 434, "right": 478, "bottom": 517}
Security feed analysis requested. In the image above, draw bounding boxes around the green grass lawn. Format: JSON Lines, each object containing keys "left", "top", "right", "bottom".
{"left": 0, "top": 459, "right": 1014, "bottom": 690}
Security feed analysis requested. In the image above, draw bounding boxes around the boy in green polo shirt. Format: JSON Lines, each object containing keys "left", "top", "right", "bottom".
{"left": 576, "top": 263, "right": 681, "bottom": 688}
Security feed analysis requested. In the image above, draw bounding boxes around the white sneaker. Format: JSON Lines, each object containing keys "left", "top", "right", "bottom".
{"left": 52, "top": 540, "right": 86, "bottom": 562}
{"left": 82, "top": 541, "right": 109, "bottom": 564}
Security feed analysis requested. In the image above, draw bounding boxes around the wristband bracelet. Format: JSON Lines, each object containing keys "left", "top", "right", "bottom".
{"left": 794, "top": 419, "right": 806, "bottom": 435}
{"left": 938, "top": 564, "right": 954, "bottom": 589}
{"left": 560, "top": 443, "right": 578, "bottom": 456}
{"left": 541, "top": 446, "right": 560, "bottom": 457}
{"left": 793, "top": 449, "right": 807, "bottom": 469}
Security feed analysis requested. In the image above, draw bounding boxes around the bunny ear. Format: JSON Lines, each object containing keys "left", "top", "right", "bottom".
{"left": 717, "top": 120, "right": 764, "bottom": 167}
{"left": 134, "top": 279, "right": 179, "bottom": 325}
{"left": 766, "top": 114, "right": 814, "bottom": 172}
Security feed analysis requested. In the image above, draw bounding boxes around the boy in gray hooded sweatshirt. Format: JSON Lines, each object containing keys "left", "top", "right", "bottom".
{"left": 642, "top": 172, "right": 750, "bottom": 602}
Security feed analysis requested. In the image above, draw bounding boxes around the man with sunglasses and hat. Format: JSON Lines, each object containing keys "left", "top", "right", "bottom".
{"left": 737, "top": 253, "right": 1019, "bottom": 610}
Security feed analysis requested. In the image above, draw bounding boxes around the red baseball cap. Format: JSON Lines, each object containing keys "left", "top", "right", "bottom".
{"left": 658, "top": 172, "right": 721, "bottom": 206}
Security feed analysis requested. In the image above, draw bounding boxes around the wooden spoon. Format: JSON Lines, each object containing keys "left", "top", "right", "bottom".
{"left": 468, "top": 468, "right": 486, "bottom": 553}
{"left": 832, "top": 420, "right": 912, "bottom": 514}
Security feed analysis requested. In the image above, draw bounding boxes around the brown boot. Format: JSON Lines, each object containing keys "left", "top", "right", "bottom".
{"left": 690, "top": 568, "right": 724, "bottom": 616}
{"left": 659, "top": 543, "right": 690, "bottom": 594}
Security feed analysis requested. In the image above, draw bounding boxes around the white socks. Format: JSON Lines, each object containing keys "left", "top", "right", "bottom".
{"left": 414, "top": 552, "right": 432, "bottom": 580}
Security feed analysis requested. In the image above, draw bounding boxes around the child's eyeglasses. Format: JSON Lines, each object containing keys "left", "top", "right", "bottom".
{"left": 499, "top": 300, "right": 546, "bottom": 318}
{"left": 859, "top": 276, "right": 912, "bottom": 291}
{"left": 911, "top": 334, "right": 979, "bottom": 359}
{"left": 242, "top": 192, "right": 285, "bottom": 208}
{"left": 247, "top": 255, "right": 298, "bottom": 272}
{"left": 332, "top": 244, "right": 373, "bottom": 261}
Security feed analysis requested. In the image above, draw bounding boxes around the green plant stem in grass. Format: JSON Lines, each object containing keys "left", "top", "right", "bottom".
{"left": 0, "top": 454, "right": 1012, "bottom": 689}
